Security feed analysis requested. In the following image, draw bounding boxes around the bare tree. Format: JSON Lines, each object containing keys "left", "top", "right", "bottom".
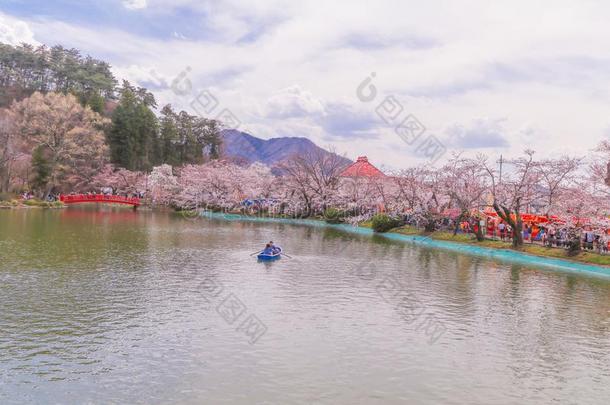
{"left": 278, "top": 148, "right": 348, "bottom": 217}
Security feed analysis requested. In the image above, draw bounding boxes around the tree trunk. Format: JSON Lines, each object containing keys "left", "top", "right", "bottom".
{"left": 299, "top": 193, "right": 312, "bottom": 218}
{"left": 453, "top": 211, "right": 466, "bottom": 236}
{"left": 567, "top": 229, "right": 582, "bottom": 256}
{"left": 513, "top": 215, "right": 523, "bottom": 247}
{"left": 493, "top": 201, "right": 523, "bottom": 248}
{"left": 42, "top": 186, "right": 53, "bottom": 201}
{"left": 303, "top": 204, "right": 312, "bottom": 218}
{"left": 278, "top": 201, "right": 287, "bottom": 215}
{"left": 0, "top": 166, "right": 8, "bottom": 193}
{"left": 475, "top": 222, "right": 484, "bottom": 241}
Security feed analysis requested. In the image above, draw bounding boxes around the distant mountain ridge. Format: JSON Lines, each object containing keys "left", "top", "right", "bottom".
{"left": 221, "top": 129, "right": 352, "bottom": 167}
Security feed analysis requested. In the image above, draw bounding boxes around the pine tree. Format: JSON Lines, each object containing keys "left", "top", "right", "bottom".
{"left": 107, "top": 90, "right": 136, "bottom": 169}
{"left": 30, "top": 145, "right": 52, "bottom": 194}
{"left": 107, "top": 84, "right": 159, "bottom": 171}
{"left": 159, "top": 105, "right": 180, "bottom": 166}
{"left": 0, "top": 43, "right": 116, "bottom": 108}
{"left": 195, "top": 118, "right": 222, "bottom": 160}
{"left": 176, "top": 111, "right": 202, "bottom": 164}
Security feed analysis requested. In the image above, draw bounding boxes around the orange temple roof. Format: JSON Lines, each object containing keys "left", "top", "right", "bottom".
{"left": 340, "top": 156, "right": 386, "bottom": 177}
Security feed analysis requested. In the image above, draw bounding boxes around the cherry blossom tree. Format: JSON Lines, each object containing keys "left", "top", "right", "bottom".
{"left": 417, "top": 168, "right": 452, "bottom": 232}
{"left": 278, "top": 149, "right": 347, "bottom": 217}
{"left": 535, "top": 156, "right": 582, "bottom": 217}
{"left": 91, "top": 164, "right": 147, "bottom": 195}
{"left": 590, "top": 140, "right": 610, "bottom": 196}
{"left": 441, "top": 154, "right": 489, "bottom": 239}
{"left": 338, "top": 175, "right": 386, "bottom": 217}
{"left": 392, "top": 167, "right": 426, "bottom": 213}
{"left": 149, "top": 164, "right": 179, "bottom": 205}
{"left": 276, "top": 158, "right": 313, "bottom": 217}
{"left": 173, "top": 161, "right": 276, "bottom": 211}
{"left": 9, "top": 92, "right": 108, "bottom": 198}
{"left": 484, "top": 150, "right": 539, "bottom": 247}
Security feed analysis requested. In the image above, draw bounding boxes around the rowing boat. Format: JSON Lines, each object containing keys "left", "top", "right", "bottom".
{"left": 257, "top": 246, "right": 282, "bottom": 260}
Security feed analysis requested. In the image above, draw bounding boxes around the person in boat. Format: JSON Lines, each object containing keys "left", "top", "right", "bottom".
{"left": 262, "top": 243, "right": 274, "bottom": 255}
{"left": 269, "top": 241, "right": 281, "bottom": 254}
{"left": 261, "top": 241, "right": 280, "bottom": 255}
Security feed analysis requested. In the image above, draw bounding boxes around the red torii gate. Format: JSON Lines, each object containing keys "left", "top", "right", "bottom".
{"left": 60, "top": 194, "right": 141, "bottom": 207}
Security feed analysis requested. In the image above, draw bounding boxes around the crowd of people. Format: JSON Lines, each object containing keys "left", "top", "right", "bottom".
{"left": 67, "top": 190, "right": 145, "bottom": 199}
{"left": 450, "top": 216, "right": 610, "bottom": 254}
{"left": 21, "top": 192, "right": 59, "bottom": 202}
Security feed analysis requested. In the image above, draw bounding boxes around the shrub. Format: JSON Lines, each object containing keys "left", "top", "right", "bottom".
{"left": 22, "top": 199, "right": 64, "bottom": 208}
{"left": 371, "top": 213, "right": 401, "bottom": 233}
{"left": 324, "top": 207, "right": 344, "bottom": 224}
{"left": 210, "top": 205, "right": 224, "bottom": 213}
{"left": 22, "top": 199, "right": 41, "bottom": 206}
{"left": 0, "top": 199, "right": 19, "bottom": 207}
{"left": 567, "top": 236, "right": 582, "bottom": 256}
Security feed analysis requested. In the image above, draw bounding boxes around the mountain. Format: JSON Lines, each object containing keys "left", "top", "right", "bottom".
{"left": 221, "top": 129, "right": 352, "bottom": 167}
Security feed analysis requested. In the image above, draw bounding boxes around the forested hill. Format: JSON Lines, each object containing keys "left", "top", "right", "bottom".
{"left": 0, "top": 40, "right": 227, "bottom": 198}
{"left": 0, "top": 43, "right": 116, "bottom": 112}
{"left": 0, "top": 42, "right": 346, "bottom": 186}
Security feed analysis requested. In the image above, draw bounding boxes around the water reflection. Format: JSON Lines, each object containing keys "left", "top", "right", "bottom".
{"left": 0, "top": 208, "right": 609, "bottom": 404}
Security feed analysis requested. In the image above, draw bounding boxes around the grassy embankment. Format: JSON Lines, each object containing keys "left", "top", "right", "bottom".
{"left": 359, "top": 221, "right": 610, "bottom": 267}
{"left": 0, "top": 193, "right": 64, "bottom": 209}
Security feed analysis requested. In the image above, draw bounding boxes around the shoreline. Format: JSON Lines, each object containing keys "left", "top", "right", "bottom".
{"left": 387, "top": 225, "right": 610, "bottom": 267}
{"left": 0, "top": 202, "right": 65, "bottom": 209}
{"left": 4, "top": 206, "right": 609, "bottom": 278}
{"left": 201, "top": 211, "right": 610, "bottom": 279}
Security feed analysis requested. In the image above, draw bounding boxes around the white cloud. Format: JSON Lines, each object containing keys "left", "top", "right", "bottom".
{"left": 112, "top": 65, "right": 169, "bottom": 87}
{"left": 265, "top": 85, "right": 325, "bottom": 118}
{"left": 445, "top": 118, "right": 510, "bottom": 149}
{"left": 122, "top": 0, "right": 148, "bottom": 10}
{"left": 0, "top": 13, "right": 39, "bottom": 46}
{"left": 9, "top": 0, "right": 610, "bottom": 167}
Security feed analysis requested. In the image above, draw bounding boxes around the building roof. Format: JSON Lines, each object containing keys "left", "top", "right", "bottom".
{"left": 340, "top": 156, "right": 386, "bottom": 177}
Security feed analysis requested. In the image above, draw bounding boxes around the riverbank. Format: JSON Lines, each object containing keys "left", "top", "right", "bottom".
{"left": 201, "top": 211, "right": 610, "bottom": 278}
{"left": 387, "top": 224, "right": 610, "bottom": 267}
{"left": 0, "top": 199, "right": 64, "bottom": 209}
{"left": 209, "top": 211, "right": 610, "bottom": 267}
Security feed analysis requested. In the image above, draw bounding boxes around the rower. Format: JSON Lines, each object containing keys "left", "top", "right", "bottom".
{"left": 262, "top": 243, "right": 273, "bottom": 255}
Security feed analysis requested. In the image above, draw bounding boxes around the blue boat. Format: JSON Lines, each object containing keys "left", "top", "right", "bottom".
{"left": 257, "top": 246, "right": 282, "bottom": 261}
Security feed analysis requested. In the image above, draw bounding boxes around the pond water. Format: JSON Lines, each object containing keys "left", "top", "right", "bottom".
{"left": 0, "top": 208, "right": 609, "bottom": 404}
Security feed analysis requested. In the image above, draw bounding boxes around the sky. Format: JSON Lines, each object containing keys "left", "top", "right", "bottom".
{"left": 1, "top": 0, "right": 609, "bottom": 168}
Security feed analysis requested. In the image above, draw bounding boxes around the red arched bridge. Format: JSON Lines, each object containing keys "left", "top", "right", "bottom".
{"left": 60, "top": 194, "right": 141, "bottom": 207}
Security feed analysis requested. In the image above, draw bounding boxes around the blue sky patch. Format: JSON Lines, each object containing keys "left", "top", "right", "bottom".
{"left": 1, "top": 0, "right": 212, "bottom": 41}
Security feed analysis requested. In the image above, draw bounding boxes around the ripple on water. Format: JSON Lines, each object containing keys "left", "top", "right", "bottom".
{"left": 0, "top": 210, "right": 609, "bottom": 404}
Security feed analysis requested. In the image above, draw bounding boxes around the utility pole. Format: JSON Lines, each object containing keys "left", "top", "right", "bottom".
{"left": 497, "top": 154, "right": 503, "bottom": 185}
